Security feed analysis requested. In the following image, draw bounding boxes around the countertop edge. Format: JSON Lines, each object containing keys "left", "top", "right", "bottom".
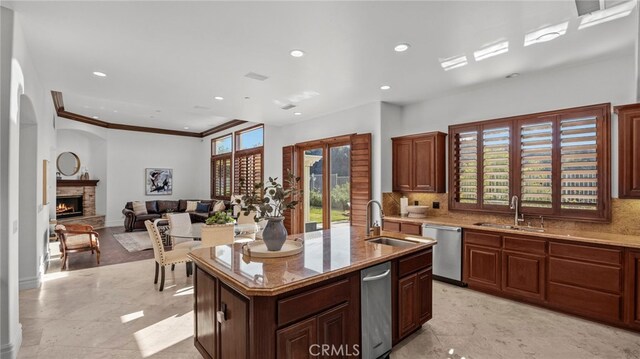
{"left": 385, "top": 215, "right": 640, "bottom": 249}
{"left": 189, "top": 236, "right": 435, "bottom": 297}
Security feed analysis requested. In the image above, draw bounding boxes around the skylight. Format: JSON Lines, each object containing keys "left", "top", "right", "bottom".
{"left": 524, "top": 22, "right": 569, "bottom": 47}
{"left": 473, "top": 41, "right": 509, "bottom": 61}
{"left": 579, "top": 0, "right": 637, "bottom": 29}
{"left": 439, "top": 55, "right": 468, "bottom": 71}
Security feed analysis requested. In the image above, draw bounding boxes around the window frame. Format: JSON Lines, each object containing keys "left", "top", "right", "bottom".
{"left": 448, "top": 103, "right": 611, "bottom": 222}
{"left": 235, "top": 124, "right": 264, "bottom": 152}
{"left": 211, "top": 133, "right": 233, "bottom": 200}
{"left": 211, "top": 133, "right": 233, "bottom": 156}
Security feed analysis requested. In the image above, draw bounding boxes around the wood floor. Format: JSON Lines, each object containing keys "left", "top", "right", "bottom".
{"left": 50, "top": 226, "right": 155, "bottom": 271}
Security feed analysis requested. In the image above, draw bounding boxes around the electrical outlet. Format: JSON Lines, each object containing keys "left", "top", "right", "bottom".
{"left": 432, "top": 202, "right": 440, "bottom": 209}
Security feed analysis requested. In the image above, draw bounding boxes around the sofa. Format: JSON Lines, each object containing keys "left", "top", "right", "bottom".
{"left": 122, "top": 199, "right": 230, "bottom": 232}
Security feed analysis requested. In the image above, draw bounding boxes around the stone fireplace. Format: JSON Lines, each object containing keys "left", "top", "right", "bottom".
{"left": 56, "top": 179, "right": 105, "bottom": 228}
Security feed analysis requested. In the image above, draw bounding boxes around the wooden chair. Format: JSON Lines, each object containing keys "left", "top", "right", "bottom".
{"left": 145, "top": 220, "right": 192, "bottom": 291}
{"left": 54, "top": 224, "right": 100, "bottom": 270}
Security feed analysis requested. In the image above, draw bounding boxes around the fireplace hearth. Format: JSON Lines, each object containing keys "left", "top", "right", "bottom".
{"left": 56, "top": 195, "right": 84, "bottom": 219}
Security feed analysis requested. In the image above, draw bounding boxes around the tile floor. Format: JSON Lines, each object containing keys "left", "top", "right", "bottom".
{"left": 18, "top": 256, "right": 640, "bottom": 358}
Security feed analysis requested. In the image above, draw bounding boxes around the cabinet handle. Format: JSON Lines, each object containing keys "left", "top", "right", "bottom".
{"left": 217, "top": 303, "right": 227, "bottom": 323}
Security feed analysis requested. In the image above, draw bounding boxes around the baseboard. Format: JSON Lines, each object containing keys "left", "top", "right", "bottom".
{"left": 0, "top": 323, "right": 22, "bottom": 359}
{"left": 105, "top": 220, "right": 123, "bottom": 228}
{"left": 19, "top": 274, "right": 41, "bottom": 290}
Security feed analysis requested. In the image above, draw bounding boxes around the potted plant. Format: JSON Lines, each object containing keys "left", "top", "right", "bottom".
{"left": 238, "top": 170, "right": 301, "bottom": 251}
{"left": 205, "top": 211, "right": 235, "bottom": 225}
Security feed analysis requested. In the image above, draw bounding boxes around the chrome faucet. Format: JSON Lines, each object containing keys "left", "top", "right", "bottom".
{"left": 510, "top": 195, "right": 524, "bottom": 227}
{"left": 366, "top": 200, "right": 385, "bottom": 236}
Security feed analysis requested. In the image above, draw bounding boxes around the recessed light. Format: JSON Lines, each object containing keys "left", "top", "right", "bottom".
{"left": 380, "top": 85, "right": 391, "bottom": 90}
{"left": 183, "top": 126, "right": 190, "bottom": 130}
{"left": 113, "top": 110, "right": 118, "bottom": 113}
{"left": 394, "top": 43, "right": 411, "bottom": 52}
{"left": 214, "top": 96, "right": 224, "bottom": 101}
{"left": 290, "top": 49, "right": 305, "bottom": 58}
{"left": 506, "top": 73, "right": 520, "bottom": 79}
{"left": 92, "top": 71, "right": 107, "bottom": 77}
{"left": 524, "top": 22, "right": 568, "bottom": 47}
{"left": 294, "top": 112, "right": 302, "bottom": 116}
{"left": 92, "top": 116, "right": 99, "bottom": 119}
{"left": 244, "top": 96, "right": 251, "bottom": 100}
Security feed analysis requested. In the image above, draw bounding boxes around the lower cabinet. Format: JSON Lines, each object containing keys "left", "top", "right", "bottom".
{"left": 397, "top": 267, "right": 432, "bottom": 340}
{"left": 277, "top": 317, "right": 318, "bottom": 359}
{"left": 626, "top": 251, "right": 640, "bottom": 329}
{"left": 383, "top": 219, "right": 422, "bottom": 235}
{"left": 464, "top": 244, "right": 501, "bottom": 292}
{"left": 502, "top": 250, "right": 545, "bottom": 302}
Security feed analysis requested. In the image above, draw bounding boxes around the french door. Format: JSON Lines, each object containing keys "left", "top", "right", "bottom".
{"left": 298, "top": 140, "right": 351, "bottom": 232}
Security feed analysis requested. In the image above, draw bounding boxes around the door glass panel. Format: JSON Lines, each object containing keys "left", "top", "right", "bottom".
{"left": 304, "top": 148, "right": 323, "bottom": 232}
{"left": 330, "top": 145, "right": 351, "bottom": 228}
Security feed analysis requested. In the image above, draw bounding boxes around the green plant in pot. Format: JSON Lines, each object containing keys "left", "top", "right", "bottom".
{"left": 205, "top": 211, "right": 235, "bottom": 226}
{"left": 238, "top": 170, "right": 301, "bottom": 251}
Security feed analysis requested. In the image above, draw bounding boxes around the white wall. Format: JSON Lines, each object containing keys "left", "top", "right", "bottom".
{"left": 264, "top": 102, "right": 383, "bottom": 202}
{"left": 56, "top": 118, "right": 208, "bottom": 227}
{"left": 383, "top": 54, "right": 637, "bottom": 196}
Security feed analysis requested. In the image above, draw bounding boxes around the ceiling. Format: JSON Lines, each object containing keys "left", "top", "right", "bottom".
{"left": 6, "top": 1, "right": 638, "bottom": 131}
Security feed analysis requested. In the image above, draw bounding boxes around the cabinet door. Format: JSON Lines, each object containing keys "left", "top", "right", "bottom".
{"left": 464, "top": 244, "right": 501, "bottom": 292}
{"left": 502, "top": 250, "right": 545, "bottom": 301}
{"left": 417, "top": 268, "right": 432, "bottom": 325}
{"left": 400, "top": 222, "right": 421, "bottom": 236}
{"left": 219, "top": 285, "right": 248, "bottom": 359}
{"left": 317, "top": 304, "right": 349, "bottom": 359}
{"left": 277, "top": 317, "right": 318, "bottom": 359}
{"left": 392, "top": 139, "right": 413, "bottom": 192}
{"left": 617, "top": 104, "right": 640, "bottom": 198}
{"left": 625, "top": 251, "right": 640, "bottom": 328}
{"left": 382, "top": 220, "right": 401, "bottom": 233}
{"left": 397, "top": 274, "right": 418, "bottom": 339}
{"left": 195, "top": 268, "right": 217, "bottom": 359}
{"left": 413, "top": 136, "right": 436, "bottom": 192}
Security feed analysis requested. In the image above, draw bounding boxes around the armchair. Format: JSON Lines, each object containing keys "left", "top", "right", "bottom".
{"left": 55, "top": 224, "right": 100, "bottom": 270}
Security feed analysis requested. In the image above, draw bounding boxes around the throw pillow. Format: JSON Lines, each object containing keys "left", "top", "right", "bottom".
{"left": 186, "top": 200, "right": 199, "bottom": 212}
{"left": 196, "top": 202, "right": 210, "bottom": 213}
{"left": 132, "top": 201, "right": 148, "bottom": 215}
{"left": 212, "top": 200, "right": 226, "bottom": 212}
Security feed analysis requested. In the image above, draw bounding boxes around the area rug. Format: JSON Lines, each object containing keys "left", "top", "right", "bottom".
{"left": 113, "top": 232, "right": 153, "bottom": 252}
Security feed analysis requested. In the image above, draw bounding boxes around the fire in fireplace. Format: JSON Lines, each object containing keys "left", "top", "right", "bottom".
{"left": 56, "top": 195, "right": 84, "bottom": 219}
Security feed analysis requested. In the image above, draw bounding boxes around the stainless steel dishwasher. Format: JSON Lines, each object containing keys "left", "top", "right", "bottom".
{"left": 361, "top": 261, "right": 391, "bottom": 359}
{"left": 422, "top": 224, "right": 465, "bottom": 286}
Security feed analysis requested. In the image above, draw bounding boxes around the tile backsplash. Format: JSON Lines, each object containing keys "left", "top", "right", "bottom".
{"left": 382, "top": 192, "right": 640, "bottom": 237}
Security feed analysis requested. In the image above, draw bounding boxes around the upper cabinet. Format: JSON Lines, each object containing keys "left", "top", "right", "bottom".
{"left": 392, "top": 132, "right": 447, "bottom": 193}
{"left": 616, "top": 103, "right": 640, "bottom": 199}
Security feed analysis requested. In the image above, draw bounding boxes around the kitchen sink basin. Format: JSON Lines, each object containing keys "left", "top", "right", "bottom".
{"left": 474, "top": 223, "right": 545, "bottom": 233}
{"left": 366, "top": 237, "right": 419, "bottom": 248}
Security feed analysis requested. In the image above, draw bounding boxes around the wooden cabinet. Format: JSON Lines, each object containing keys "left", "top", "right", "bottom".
{"left": 220, "top": 285, "right": 248, "bottom": 359}
{"left": 317, "top": 304, "right": 349, "bottom": 358}
{"left": 277, "top": 317, "right": 317, "bottom": 359}
{"left": 615, "top": 103, "right": 640, "bottom": 198}
{"left": 383, "top": 219, "right": 421, "bottom": 235}
{"left": 392, "top": 132, "right": 447, "bottom": 193}
{"left": 626, "top": 251, "right": 640, "bottom": 329}
{"left": 195, "top": 267, "right": 217, "bottom": 358}
{"left": 464, "top": 244, "right": 501, "bottom": 292}
{"left": 395, "top": 250, "right": 433, "bottom": 342}
{"left": 502, "top": 250, "right": 545, "bottom": 301}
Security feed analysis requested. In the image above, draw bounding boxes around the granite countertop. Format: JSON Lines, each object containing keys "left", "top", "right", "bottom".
{"left": 188, "top": 226, "right": 436, "bottom": 296}
{"left": 385, "top": 215, "right": 640, "bottom": 249}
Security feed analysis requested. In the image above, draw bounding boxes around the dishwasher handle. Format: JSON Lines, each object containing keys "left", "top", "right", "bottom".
{"left": 362, "top": 269, "right": 391, "bottom": 282}
{"left": 422, "top": 225, "right": 461, "bottom": 232}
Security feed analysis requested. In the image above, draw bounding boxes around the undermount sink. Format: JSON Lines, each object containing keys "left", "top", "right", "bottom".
{"left": 474, "top": 223, "right": 545, "bottom": 233}
{"left": 366, "top": 237, "right": 419, "bottom": 248}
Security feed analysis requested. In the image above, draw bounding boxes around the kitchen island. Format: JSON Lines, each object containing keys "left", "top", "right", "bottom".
{"left": 188, "top": 226, "right": 437, "bottom": 359}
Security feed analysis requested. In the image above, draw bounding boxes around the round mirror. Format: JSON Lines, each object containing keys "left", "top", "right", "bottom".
{"left": 57, "top": 152, "right": 81, "bottom": 176}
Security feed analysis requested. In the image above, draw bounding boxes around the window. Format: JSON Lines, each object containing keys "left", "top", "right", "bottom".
{"left": 234, "top": 125, "right": 264, "bottom": 195}
{"left": 449, "top": 104, "right": 610, "bottom": 222}
{"left": 211, "top": 134, "right": 232, "bottom": 199}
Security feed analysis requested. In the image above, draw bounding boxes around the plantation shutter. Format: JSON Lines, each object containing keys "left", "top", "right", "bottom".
{"left": 450, "top": 126, "right": 480, "bottom": 209}
{"left": 350, "top": 133, "right": 371, "bottom": 228}
{"left": 519, "top": 119, "right": 554, "bottom": 210}
{"left": 482, "top": 125, "right": 511, "bottom": 206}
{"left": 211, "top": 154, "right": 232, "bottom": 199}
{"left": 559, "top": 115, "right": 599, "bottom": 211}
{"left": 282, "top": 145, "right": 300, "bottom": 234}
{"left": 234, "top": 148, "right": 263, "bottom": 195}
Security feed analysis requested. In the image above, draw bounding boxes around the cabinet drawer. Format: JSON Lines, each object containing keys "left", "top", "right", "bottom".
{"left": 383, "top": 220, "right": 401, "bottom": 233}
{"left": 398, "top": 250, "right": 432, "bottom": 277}
{"left": 401, "top": 222, "right": 421, "bottom": 235}
{"left": 464, "top": 231, "right": 501, "bottom": 248}
{"left": 549, "top": 242, "right": 622, "bottom": 266}
{"left": 277, "top": 279, "right": 350, "bottom": 327}
{"left": 504, "top": 236, "right": 546, "bottom": 255}
{"left": 548, "top": 257, "right": 621, "bottom": 293}
{"left": 548, "top": 282, "right": 622, "bottom": 322}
